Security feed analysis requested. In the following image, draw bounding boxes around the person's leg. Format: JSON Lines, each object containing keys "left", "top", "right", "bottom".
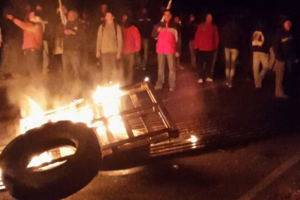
{"left": 252, "top": 52, "right": 261, "bottom": 87}
{"left": 127, "top": 52, "right": 135, "bottom": 85}
{"left": 196, "top": 50, "right": 205, "bottom": 82}
{"left": 189, "top": 40, "right": 196, "bottom": 67}
{"left": 229, "top": 48, "right": 239, "bottom": 84}
{"left": 205, "top": 51, "right": 214, "bottom": 81}
{"left": 101, "top": 53, "right": 110, "bottom": 85}
{"left": 70, "top": 50, "right": 81, "bottom": 80}
{"left": 274, "top": 60, "right": 286, "bottom": 97}
{"left": 155, "top": 54, "right": 165, "bottom": 89}
{"left": 259, "top": 52, "right": 269, "bottom": 85}
{"left": 166, "top": 53, "right": 176, "bottom": 89}
{"left": 42, "top": 40, "right": 49, "bottom": 75}
{"left": 224, "top": 48, "right": 231, "bottom": 82}
{"left": 62, "top": 51, "right": 70, "bottom": 85}
{"left": 143, "top": 38, "right": 149, "bottom": 69}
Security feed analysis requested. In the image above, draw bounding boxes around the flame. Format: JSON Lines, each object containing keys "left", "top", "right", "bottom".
{"left": 18, "top": 84, "right": 129, "bottom": 170}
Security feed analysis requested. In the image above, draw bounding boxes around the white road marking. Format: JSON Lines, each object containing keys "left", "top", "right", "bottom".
{"left": 238, "top": 152, "right": 300, "bottom": 200}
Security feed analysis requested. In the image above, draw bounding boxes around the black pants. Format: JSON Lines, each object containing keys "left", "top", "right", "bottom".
{"left": 196, "top": 50, "right": 214, "bottom": 80}
{"left": 24, "top": 49, "right": 42, "bottom": 78}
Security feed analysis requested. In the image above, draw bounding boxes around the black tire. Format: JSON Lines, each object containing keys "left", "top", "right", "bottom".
{"left": 0, "top": 121, "right": 101, "bottom": 200}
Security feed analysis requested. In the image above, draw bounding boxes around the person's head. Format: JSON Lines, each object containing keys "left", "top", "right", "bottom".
{"left": 174, "top": 16, "right": 181, "bottom": 24}
{"left": 205, "top": 13, "right": 213, "bottom": 23}
{"left": 283, "top": 20, "right": 292, "bottom": 31}
{"left": 122, "top": 14, "right": 128, "bottom": 23}
{"left": 105, "top": 12, "right": 114, "bottom": 24}
{"left": 189, "top": 14, "right": 195, "bottom": 22}
{"left": 100, "top": 4, "right": 108, "bottom": 14}
{"left": 67, "top": 10, "right": 79, "bottom": 22}
{"left": 56, "top": 5, "right": 68, "bottom": 15}
{"left": 141, "top": 8, "right": 147, "bottom": 15}
{"left": 36, "top": 4, "right": 43, "bottom": 12}
{"left": 163, "top": 10, "right": 172, "bottom": 22}
{"left": 28, "top": 11, "right": 42, "bottom": 23}
{"left": 24, "top": 3, "right": 32, "bottom": 12}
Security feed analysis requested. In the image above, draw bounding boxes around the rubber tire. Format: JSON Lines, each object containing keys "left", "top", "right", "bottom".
{"left": 0, "top": 121, "right": 101, "bottom": 200}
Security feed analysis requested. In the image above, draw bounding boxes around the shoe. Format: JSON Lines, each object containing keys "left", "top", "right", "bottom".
{"left": 228, "top": 83, "right": 232, "bottom": 88}
{"left": 206, "top": 77, "right": 213, "bottom": 82}
{"left": 169, "top": 88, "right": 175, "bottom": 92}
{"left": 154, "top": 85, "right": 162, "bottom": 90}
{"left": 276, "top": 94, "right": 289, "bottom": 99}
{"left": 197, "top": 79, "right": 203, "bottom": 83}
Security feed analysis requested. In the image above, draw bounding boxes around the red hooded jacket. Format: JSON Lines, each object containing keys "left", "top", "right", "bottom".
{"left": 194, "top": 23, "right": 219, "bottom": 51}
{"left": 121, "top": 25, "right": 140, "bottom": 55}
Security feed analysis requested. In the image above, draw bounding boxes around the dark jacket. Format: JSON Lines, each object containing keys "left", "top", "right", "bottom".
{"left": 251, "top": 28, "right": 271, "bottom": 53}
{"left": 136, "top": 14, "right": 153, "bottom": 39}
{"left": 187, "top": 21, "right": 198, "bottom": 41}
{"left": 221, "top": 21, "right": 241, "bottom": 49}
{"left": 64, "top": 20, "right": 83, "bottom": 51}
{"left": 273, "top": 30, "right": 297, "bottom": 62}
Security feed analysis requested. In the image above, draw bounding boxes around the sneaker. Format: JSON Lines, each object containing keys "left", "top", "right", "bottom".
{"left": 228, "top": 83, "right": 232, "bottom": 88}
{"left": 206, "top": 77, "right": 213, "bottom": 82}
{"left": 276, "top": 94, "right": 289, "bottom": 99}
{"left": 197, "top": 79, "right": 203, "bottom": 83}
{"left": 154, "top": 85, "right": 162, "bottom": 90}
{"left": 169, "top": 88, "right": 175, "bottom": 92}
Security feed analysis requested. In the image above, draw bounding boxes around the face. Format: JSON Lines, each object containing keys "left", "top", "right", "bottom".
{"left": 101, "top": 4, "right": 107, "bottom": 14}
{"left": 174, "top": 16, "right": 180, "bottom": 24}
{"left": 68, "top": 11, "right": 78, "bottom": 22}
{"left": 164, "top": 11, "right": 172, "bottom": 22}
{"left": 122, "top": 15, "right": 128, "bottom": 23}
{"left": 283, "top": 21, "right": 291, "bottom": 31}
{"left": 206, "top": 14, "right": 213, "bottom": 23}
{"left": 36, "top": 5, "right": 42, "bottom": 12}
{"left": 190, "top": 14, "right": 195, "bottom": 22}
{"left": 105, "top": 12, "right": 114, "bottom": 23}
{"left": 142, "top": 8, "right": 147, "bottom": 15}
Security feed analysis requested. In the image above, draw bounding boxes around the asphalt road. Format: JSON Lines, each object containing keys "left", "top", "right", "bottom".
{"left": 0, "top": 65, "right": 300, "bottom": 199}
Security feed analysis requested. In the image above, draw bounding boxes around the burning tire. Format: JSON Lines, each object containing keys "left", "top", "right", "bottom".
{"left": 0, "top": 121, "right": 101, "bottom": 200}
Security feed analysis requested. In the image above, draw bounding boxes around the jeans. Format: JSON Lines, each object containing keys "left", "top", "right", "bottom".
{"left": 189, "top": 40, "right": 196, "bottom": 67}
{"left": 274, "top": 60, "right": 286, "bottom": 96}
{"left": 62, "top": 50, "right": 80, "bottom": 84}
{"left": 156, "top": 54, "right": 176, "bottom": 89}
{"left": 122, "top": 52, "right": 135, "bottom": 85}
{"left": 136, "top": 38, "right": 149, "bottom": 68}
{"left": 224, "top": 48, "right": 239, "bottom": 83}
{"left": 252, "top": 52, "right": 269, "bottom": 87}
{"left": 196, "top": 50, "right": 214, "bottom": 80}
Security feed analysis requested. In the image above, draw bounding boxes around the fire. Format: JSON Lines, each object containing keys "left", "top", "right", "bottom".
{"left": 17, "top": 84, "right": 128, "bottom": 169}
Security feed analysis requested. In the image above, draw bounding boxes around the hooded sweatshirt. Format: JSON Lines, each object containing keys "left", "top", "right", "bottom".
{"left": 194, "top": 23, "right": 219, "bottom": 51}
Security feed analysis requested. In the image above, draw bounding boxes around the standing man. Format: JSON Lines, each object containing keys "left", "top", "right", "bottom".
{"left": 35, "top": 4, "right": 50, "bottom": 75}
{"left": 273, "top": 19, "right": 298, "bottom": 98}
{"left": 194, "top": 13, "right": 219, "bottom": 83}
{"left": 6, "top": 12, "right": 43, "bottom": 79}
{"left": 251, "top": 20, "right": 271, "bottom": 89}
{"left": 96, "top": 11, "right": 122, "bottom": 85}
{"left": 121, "top": 13, "right": 140, "bottom": 85}
{"left": 221, "top": 15, "right": 241, "bottom": 88}
{"left": 187, "top": 14, "right": 198, "bottom": 68}
{"left": 152, "top": 9, "right": 181, "bottom": 92}
{"left": 136, "top": 7, "right": 152, "bottom": 69}
{"left": 62, "top": 10, "right": 82, "bottom": 85}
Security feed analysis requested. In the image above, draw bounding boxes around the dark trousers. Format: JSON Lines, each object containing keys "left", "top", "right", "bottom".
{"left": 196, "top": 50, "right": 214, "bottom": 80}
{"left": 24, "top": 49, "right": 42, "bottom": 78}
{"left": 62, "top": 50, "right": 80, "bottom": 84}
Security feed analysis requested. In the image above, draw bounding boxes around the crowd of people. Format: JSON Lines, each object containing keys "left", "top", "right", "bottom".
{"left": 0, "top": 2, "right": 298, "bottom": 98}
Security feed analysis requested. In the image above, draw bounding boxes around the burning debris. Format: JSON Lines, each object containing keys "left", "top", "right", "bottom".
{"left": 0, "top": 82, "right": 178, "bottom": 199}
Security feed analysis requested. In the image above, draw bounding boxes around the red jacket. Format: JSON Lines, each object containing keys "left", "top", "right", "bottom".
{"left": 121, "top": 25, "right": 140, "bottom": 55}
{"left": 194, "top": 23, "right": 219, "bottom": 51}
{"left": 152, "top": 21, "right": 181, "bottom": 54}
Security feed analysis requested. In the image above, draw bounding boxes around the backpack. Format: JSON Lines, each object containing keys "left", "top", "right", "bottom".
{"left": 252, "top": 31, "right": 264, "bottom": 47}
